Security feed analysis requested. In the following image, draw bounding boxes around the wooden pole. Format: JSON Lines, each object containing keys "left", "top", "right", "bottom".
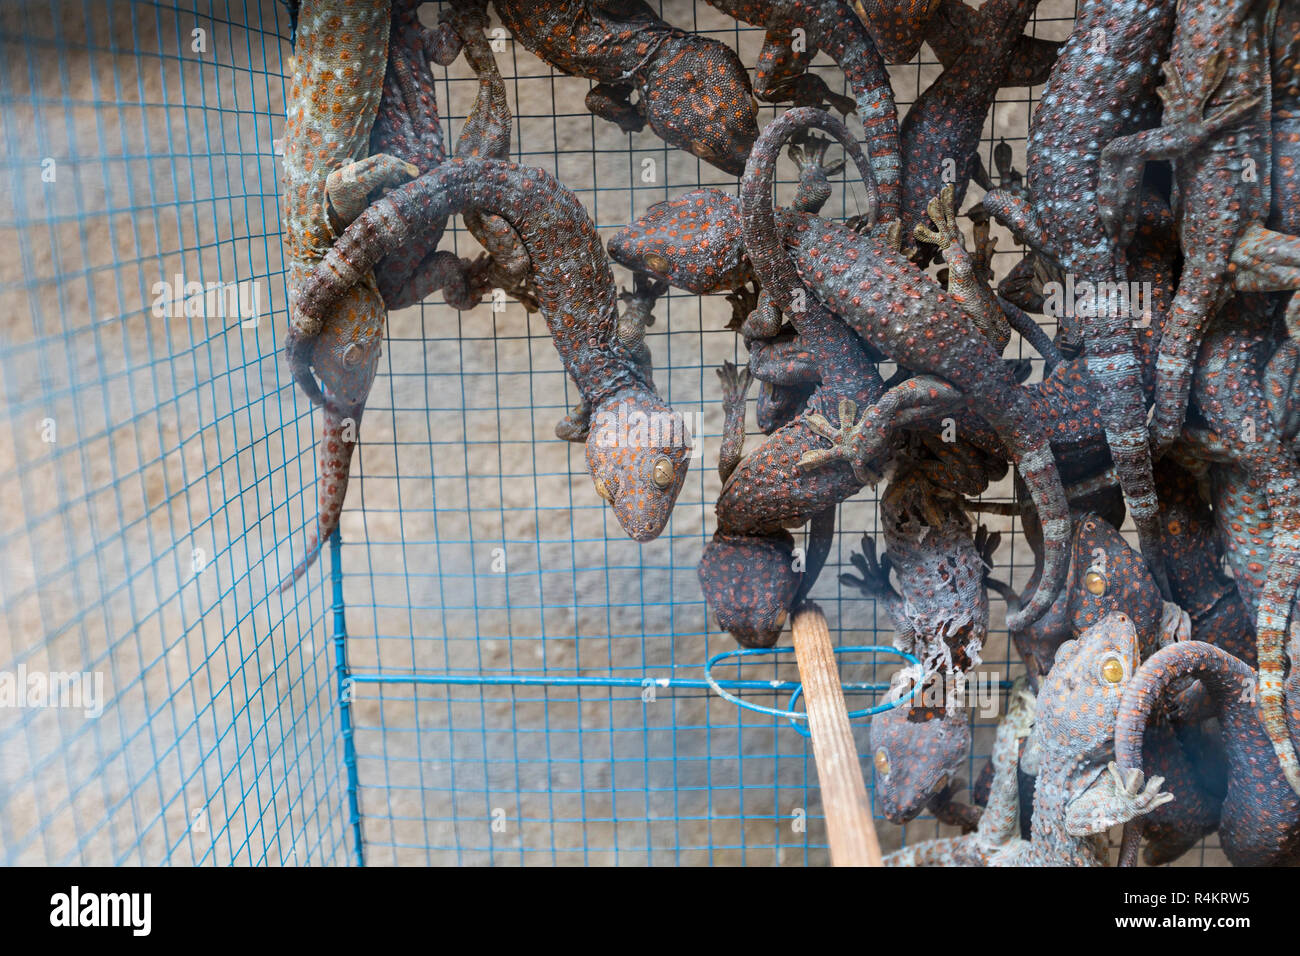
{"left": 791, "top": 602, "right": 883, "bottom": 866}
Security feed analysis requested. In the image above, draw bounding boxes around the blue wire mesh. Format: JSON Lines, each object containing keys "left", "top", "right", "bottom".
{"left": 3, "top": 0, "right": 1213, "bottom": 867}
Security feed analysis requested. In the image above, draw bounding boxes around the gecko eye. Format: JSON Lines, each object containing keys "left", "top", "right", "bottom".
{"left": 651, "top": 456, "right": 675, "bottom": 489}
{"left": 874, "top": 749, "right": 890, "bottom": 777}
{"left": 1099, "top": 654, "right": 1127, "bottom": 685}
{"left": 1084, "top": 569, "right": 1107, "bottom": 596}
{"left": 594, "top": 476, "right": 614, "bottom": 502}
{"left": 643, "top": 252, "right": 672, "bottom": 275}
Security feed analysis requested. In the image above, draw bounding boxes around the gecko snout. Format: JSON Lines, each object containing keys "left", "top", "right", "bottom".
{"left": 698, "top": 531, "right": 799, "bottom": 647}
{"left": 585, "top": 393, "right": 692, "bottom": 542}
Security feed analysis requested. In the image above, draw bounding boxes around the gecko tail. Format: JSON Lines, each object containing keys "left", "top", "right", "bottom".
{"left": 279, "top": 528, "right": 325, "bottom": 592}
{"left": 1256, "top": 575, "right": 1300, "bottom": 796}
{"left": 1003, "top": 439, "right": 1070, "bottom": 632}
{"left": 280, "top": 402, "right": 359, "bottom": 593}
{"left": 1113, "top": 641, "right": 1259, "bottom": 864}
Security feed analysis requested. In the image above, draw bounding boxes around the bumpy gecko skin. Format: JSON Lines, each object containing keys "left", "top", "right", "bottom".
{"left": 1186, "top": 298, "right": 1300, "bottom": 796}
{"left": 296, "top": 158, "right": 692, "bottom": 542}
{"left": 998, "top": 506, "right": 1220, "bottom": 867}
{"left": 365, "top": 0, "right": 467, "bottom": 311}
{"left": 1117, "top": 641, "right": 1300, "bottom": 867}
{"left": 698, "top": 530, "right": 798, "bottom": 644}
{"left": 703, "top": 0, "right": 903, "bottom": 219}
{"left": 1156, "top": 459, "right": 1256, "bottom": 668}
{"left": 1229, "top": 3, "right": 1300, "bottom": 347}
{"left": 279, "top": 0, "right": 416, "bottom": 587}
{"left": 749, "top": 26, "right": 857, "bottom": 115}
{"left": 740, "top": 110, "right": 1070, "bottom": 630}
{"left": 677, "top": 113, "right": 886, "bottom": 645}
{"left": 493, "top": 0, "right": 759, "bottom": 174}
{"left": 556, "top": 274, "right": 667, "bottom": 442}
{"left": 847, "top": 0, "right": 940, "bottom": 63}
{"left": 924, "top": 0, "right": 1062, "bottom": 88}
{"left": 446, "top": 1, "right": 537, "bottom": 306}
{"left": 1209, "top": 461, "right": 1271, "bottom": 616}
{"left": 367, "top": 0, "right": 536, "bottom": 312}
{"left": 997, "top": 612, "right": 1171, "bottom": 866}
{"left": 985, "top": 0, "right": 1179, "bottom": 601}
{"left": 870, "top": 673, "right": 971, "bottom": 824}
{"left": 898, "top": 0, "right": 1044, "bottom": 249}
{"left": 859, "top": 447, "right": 997, "bottom": 823}
{"left": 1098, "top": 0, "right": 1280, "bottom": 454}
{"left": 914, "top": 185, "right": 1011, "bottom": 350}
{"left": 1011, "top": 513, "right": 1163, "bottom": 683}
{"left": 884, "top": 680, "right": 1036, "bottom": 866}
{"left": 608, "top": 190, "right": 752, "bottom": 296}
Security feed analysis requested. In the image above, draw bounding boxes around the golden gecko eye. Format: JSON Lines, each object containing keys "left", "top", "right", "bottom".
{"left": 1100, "top": 655, "right": 1126, "bottom": 685}
{"left": 643, "top": 252, "right": 672, "bottom": 275}
{"left": 652, "top": 455, "right": 674, "bottom": 489}
{"left": 594, "top": 477, "right": 613, "bottom": 502}
{"left": 1084, "top": 570, "right": 1107, "bottom": 595}
{"left": 874, "top": 749, "right": 890, "bottom": 777}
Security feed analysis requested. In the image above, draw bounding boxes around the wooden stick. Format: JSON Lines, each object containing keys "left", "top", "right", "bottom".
{"left": 791, "top": 602, "right": 883, "bottom": 866}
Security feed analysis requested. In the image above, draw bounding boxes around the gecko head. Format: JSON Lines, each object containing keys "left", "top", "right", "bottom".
{"left": 585, "top": 389, "right": 691, "bottom": 542}
{"left": 638, "top": 38, "right": 758, "bottom": 176}
{"left": 607, "top": 189, "right": 750, "bottom": 295}
{"left": 870, "top": 672, "right": 971, "bottom": 823}
{"left": 1071, "top": 514, "right": 1163, "bottom": 650}
{"left": 756, "top": 379, "right": 815, "bottom": 433}
{"left": 1038, "top": 612, "right": 1139, "bottom": 763}
{"left": 698, "top": 531, "right": 799, "bottom": 647}
{"left": 289, "top": 300, "right": 383, "bottom": 410}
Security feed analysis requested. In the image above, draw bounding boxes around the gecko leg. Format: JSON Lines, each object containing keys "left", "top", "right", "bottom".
{"left": 1065, "top": 762, "right": 1175, "bottom": 836}
{"left": 914, "top": 184, "right": 1010, "bottom": 351}
{"left": 1232, "top": 223, "right": 1300, "bottom": 339}
{"left": 586, "top": 83, "right": 646, "bottom": 133}
{"left": 324, "top": 153, "right": 421, "bottom": 234}
{"left": 717, "top": 360, "right": 753, "bottom": 484}
{"left": 798, "top": 377, "right": 966, "bottom": 482}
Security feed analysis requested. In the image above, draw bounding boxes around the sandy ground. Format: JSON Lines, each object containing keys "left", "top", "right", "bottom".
{"left": 0, "top": 0, "right": 1226, "bottom": 865}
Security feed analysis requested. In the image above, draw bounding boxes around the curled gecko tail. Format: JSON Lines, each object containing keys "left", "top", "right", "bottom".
{"left": 1001, "top": 429, "right": 1070, "bottom": 632}
{"left": 1113, "top": 640, "right": 1256, "bottom": 864}
{"left": 280, "top": 402, "right": 359, "bottom": 592}
{"left": 739, "top": 108, "right": 879, "bottom": 316}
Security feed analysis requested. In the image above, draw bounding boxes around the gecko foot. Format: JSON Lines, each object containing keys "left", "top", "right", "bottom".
{"left": 717, "top": 360, "right": 752, "bottom": 409}
{"left": 555, "top": 402, "right": 591, "bottom": 443}
{"left": 799, "top": 398, "right": 879, "bottom": 483}
{"left": 1109, "top": 762, "right": 1175, "bottom": 818}
{"left": 325, "top": 153, "right": 420, "bottom": 231}
{"left": 839, "top": 534, "right": 897, "bottom": 602}
{"left": 912, "top": 183, "right": 960, "bottom": 252}
{"left": 725, "top": 279, "right": 762, "bottom": 332}
{"left": 789, "top": 132, "right": 845, "bottom": 177}
{"left": 764, "top": 74, "right": 857, "bottom": 117}
{"left": 587, "top": 83, "right": 646, "bottom": 134}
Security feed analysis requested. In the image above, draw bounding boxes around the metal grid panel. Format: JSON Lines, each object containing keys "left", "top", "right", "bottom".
{"left": 0, "top": 0, "right": 1212, "bottom": 867}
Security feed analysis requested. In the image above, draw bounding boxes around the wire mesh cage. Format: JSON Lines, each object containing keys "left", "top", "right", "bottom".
{"left": 3, "top": 0, "right": 1216, "bottom": 866}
